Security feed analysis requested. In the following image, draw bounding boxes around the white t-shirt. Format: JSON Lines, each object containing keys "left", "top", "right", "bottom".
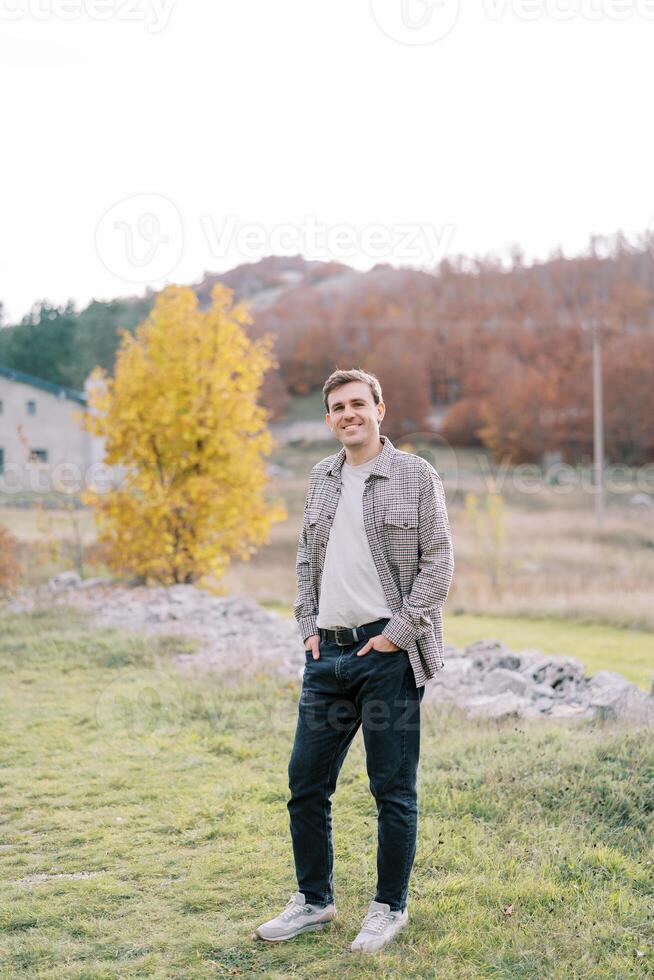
{"left": 316, "top": 455, "right": 393, "bottom": 629}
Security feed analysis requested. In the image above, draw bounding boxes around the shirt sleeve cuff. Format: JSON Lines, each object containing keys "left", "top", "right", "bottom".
{"left": 298, "top": 614, "right": 319, "bottom": 643}
{"left": 381, "top": 612, "right": 417, "bottom": 650}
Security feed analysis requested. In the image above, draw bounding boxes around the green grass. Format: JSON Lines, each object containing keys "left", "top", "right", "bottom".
{"left": 444, "top": 614, "right": 654, "bottom": 692}
{"left": 1, "top": 606, "right": 653, "bottom": 978}
{"left": 263, "top": 603, "right": 654, "bottom": 692}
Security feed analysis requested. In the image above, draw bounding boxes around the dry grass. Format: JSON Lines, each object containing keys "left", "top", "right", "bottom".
{"left": 1, "top": 441, "right": 653, "bottom": 631}
{"left": 449, "top": 506, "right": 654, "bottom": 630}
{"left": 220, "top": 451, "right": 654, "bottom": 632}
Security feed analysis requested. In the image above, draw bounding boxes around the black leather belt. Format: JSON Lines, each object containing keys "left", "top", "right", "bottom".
{"left": 318, "top": 618, "right": 390, "bottom": 647}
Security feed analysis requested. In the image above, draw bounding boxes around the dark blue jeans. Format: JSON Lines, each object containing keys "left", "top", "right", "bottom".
{"left": 287, "top": 621, "right": 425, "bottom": 912}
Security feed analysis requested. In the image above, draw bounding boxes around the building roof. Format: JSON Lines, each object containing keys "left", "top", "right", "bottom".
{"left": 0, "top": 363, "right": 86, "bottom": 405}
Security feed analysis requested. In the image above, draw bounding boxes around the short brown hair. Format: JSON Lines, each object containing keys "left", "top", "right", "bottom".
{"left": 323, "top": 368, "right": 383, "bottom": 414}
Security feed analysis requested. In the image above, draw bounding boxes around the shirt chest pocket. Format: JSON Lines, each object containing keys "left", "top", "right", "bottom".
{"left": 382, "top": 507, "right": 419, "bottom": 561}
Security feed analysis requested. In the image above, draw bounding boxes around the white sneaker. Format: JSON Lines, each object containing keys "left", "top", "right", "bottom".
{"left": 350, "top": 900, "right": 408, "bottom": 953}
{"left": 255, "top": 891, "right": 336, "bottom": 942}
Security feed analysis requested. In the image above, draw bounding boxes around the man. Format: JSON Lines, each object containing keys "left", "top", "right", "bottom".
{"left": 255, "top": 368, "right": 454, "bottom": 954}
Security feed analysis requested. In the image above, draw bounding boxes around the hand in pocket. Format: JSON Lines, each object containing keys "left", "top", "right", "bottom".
{"left": 304, "top": 633, "right": 321, "bottom": 659}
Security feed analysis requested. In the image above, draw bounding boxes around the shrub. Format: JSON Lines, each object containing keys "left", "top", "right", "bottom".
{"left": 0, "top": 525, "right": 22, "bottom": 595}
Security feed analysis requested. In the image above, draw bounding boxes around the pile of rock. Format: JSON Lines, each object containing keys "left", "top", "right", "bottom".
{"left": 6, "top": 576, "right": 653, "bottom": 724}
{"left": 425, "top": 639, "right": 654, "bottom": 723}
{"left": 8, "top": 576, "right": 302, "bottom": 677}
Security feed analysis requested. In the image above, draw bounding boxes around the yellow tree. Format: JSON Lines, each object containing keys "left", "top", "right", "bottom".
{"left": 79, "top": 283, "right": 286, "bottom": 589}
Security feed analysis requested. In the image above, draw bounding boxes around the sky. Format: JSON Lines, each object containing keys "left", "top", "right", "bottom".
{"left": 1, "top": 0, "right": 653, "bottom": 324}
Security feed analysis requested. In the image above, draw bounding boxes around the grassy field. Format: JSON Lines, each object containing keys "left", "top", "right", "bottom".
{"left": 3, "top": 438, "right": 652, "bottom": 631}
{"left": 1, "top": 606, "right": 653, "bottom": 978}
{"left": 2, "top": 438, "right": 652, "bottom": 709}
{"left": 227, "top": 439, "right": 654, "bottom": 633}
{"left": 0, "top": 438, "right": 652, "bottom": 606}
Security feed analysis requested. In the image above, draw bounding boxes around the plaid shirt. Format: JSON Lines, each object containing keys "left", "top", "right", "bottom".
{"left": 293, "top": 433, "right": 455, "bottom": 687}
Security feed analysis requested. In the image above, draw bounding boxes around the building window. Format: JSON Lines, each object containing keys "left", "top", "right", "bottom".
{"left": 0, "top": 448, "right": 4, "bottom": 474}
{"left": 27, "top": 400, "right": 37, "bottom": 415}
{"left": 446, "top": 378, "right": 461, "bottom": 403}
{"left": 29, "top": 449, "right": 48, "bottom": 463}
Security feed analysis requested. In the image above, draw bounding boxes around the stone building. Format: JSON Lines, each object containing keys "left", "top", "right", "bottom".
{"left": 0, "top": 364, "right": 112, "bottom": 494}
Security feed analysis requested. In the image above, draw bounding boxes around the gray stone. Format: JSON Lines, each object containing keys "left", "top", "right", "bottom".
{"left": 630, "top": 493, "right": 653, "bottom": 507}
{"left": 588, "top": 683, "right": 636, "bottom": 710}
{"left": 519, "top": 653, "right": 551, "bottom": 678}
{"left": 485, "top": 668, "right": 532, "bottom": 696}
{"left": 532, "top": 681, "right": 561, "bottom": 697}
{"left": 464, "top": 639, "right": 506, "bottom": 657}
{"left": 48, "top": 570, "right": 82, "bottom": 590}
{"left": 549, "top": 703, "right": 596, "bottom": 720}
{"left": 521, "top": 704, "right": 551, "bottom": 718}
{"left": 528, "top": 656, "right": 587, "bottom": 689}
{"left": 77, "top": 577, "right": 109, "bottom": 589}
{"left": 463, "top": 692, "right": 531, "bottom": 719}
{"left": 466, "top": 639, "right": 521, "bottom": 672}
{"left": 518, "top": 649, "right": 552, "bottom": 668}
{"left": 587, "top": 675, "right": 654, "bottom": 723}
{"left": 587, "top": 670, "right": 633, "bottom": 695}
{"left": 431, "top": 657, "right": 473, "bottom": 688}
{"left": 602, "top": 688, "right": 654, "bottom": 724}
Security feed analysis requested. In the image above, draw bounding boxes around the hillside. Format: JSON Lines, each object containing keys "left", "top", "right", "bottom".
{"left": 2, "top": 231, "right": 653, "bottom": 463}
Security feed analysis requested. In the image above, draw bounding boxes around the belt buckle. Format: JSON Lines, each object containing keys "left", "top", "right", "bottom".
{"left": 335, "top": 626, "right": 359, "bottom": 646}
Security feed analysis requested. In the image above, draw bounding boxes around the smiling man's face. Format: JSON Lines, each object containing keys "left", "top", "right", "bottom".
{"left": 325, "top": 381, "right": 385, "bottom": 450}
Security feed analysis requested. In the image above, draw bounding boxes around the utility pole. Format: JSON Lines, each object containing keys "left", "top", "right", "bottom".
{"left": 591, "top": 317, "right": 605, "bottom": 528}
{"left": 580, "top": 312, "right": 605, "bottom": 529}
{"left": 580, "top": 245, "right": 607, "bottom": 530}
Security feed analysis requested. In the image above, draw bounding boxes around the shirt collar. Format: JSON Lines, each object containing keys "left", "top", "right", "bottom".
{"left": 327, "top": 433, "right": 396, "bottom": 480}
